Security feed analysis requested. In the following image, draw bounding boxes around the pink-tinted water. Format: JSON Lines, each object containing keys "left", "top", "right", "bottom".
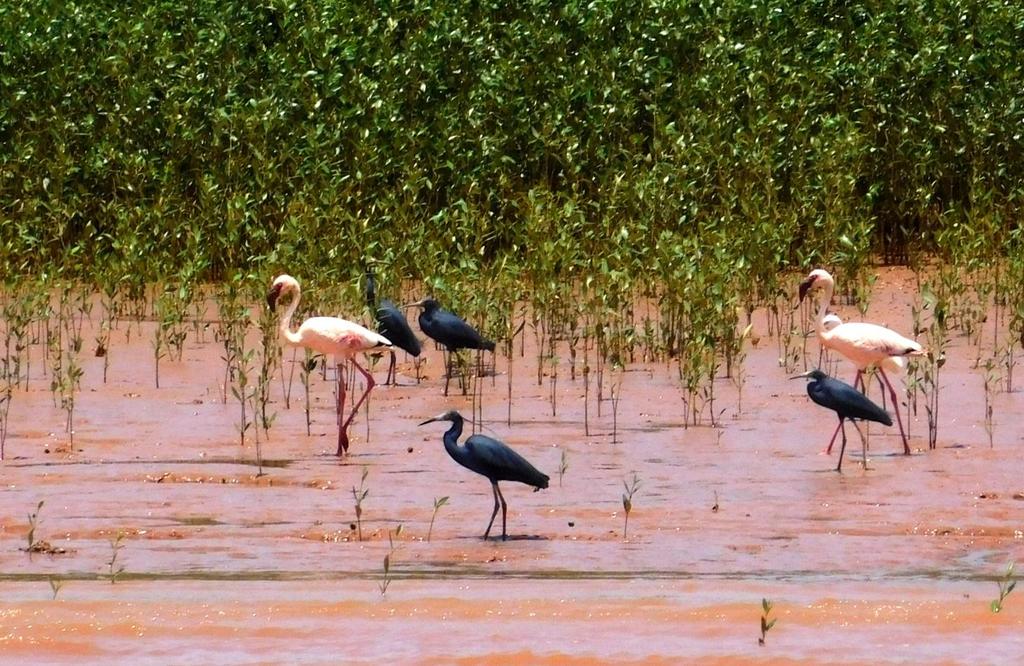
{"left": 1, "top": 267, "right": 1023, "bottom": 663}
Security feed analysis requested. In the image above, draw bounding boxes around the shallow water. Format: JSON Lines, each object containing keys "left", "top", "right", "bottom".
{"left": 1, "top": 267, "right": 1023, "bottom": 662}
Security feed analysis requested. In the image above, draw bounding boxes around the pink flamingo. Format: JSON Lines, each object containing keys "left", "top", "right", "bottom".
{"left": 266, "top": 274, "right": 392, "bottom": 455}
{"left": 799, "top": 269, "right": 925, "bottom": 454}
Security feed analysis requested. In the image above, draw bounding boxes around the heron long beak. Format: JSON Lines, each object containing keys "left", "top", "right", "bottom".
{"left": 418, "top": 412, "right": 448, "bottom": 426}
{"left": 403, "top": 299, "right": 428, "bottom": 309}
{"left": 266, "top": 283, "right": 283, "bottom": 311}
{"left": 797, "top": 275, "right": 816, "bottom": 303}
{"left": 789, "top": 370, "right": 814, "bottom": 380}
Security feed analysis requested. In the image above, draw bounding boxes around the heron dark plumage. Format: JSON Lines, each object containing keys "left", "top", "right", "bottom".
{"left": 794, "top": 369, "right": 893, "bottom": 472}
{"left": 411, "top": 297, "right": 495, "bottom": 394}
{"left": 366, "top": 272, "right": 421, "bottom": 384}
{"left": 419, "top": 410, "right": 549, "bottom": 540}
{"left": 413, "top": 298, "right": 495, "bottom": 352}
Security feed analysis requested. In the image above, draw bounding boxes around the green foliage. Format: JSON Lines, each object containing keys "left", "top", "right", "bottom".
{"left": 759, "top": 597, "right": 777, "bottom": 645}
{"left": 991, "top": 562, "right": 1017, "bottom": 613}
{"left": 3, "top": 1, "right": 1024, "bottom": 394}
{"left": 379, "top": 524, "right": 403, "bottom": 596}
{"left": 107, "top": 531, "right": 127, "bottom": 584}
{"left": 26, "top": 500, "right": 44, "bottom": 551}
{"left": 621, "top": 471, "right": 640, "bottom": 540}
{"left": 426, "top": 496, "right": 448, "bottom": 543}
{"left": 352, "top": 466, "right": 369, "bottom": 542}
{"left": 2, "top": 0, "right": 1023, "bottom": 285}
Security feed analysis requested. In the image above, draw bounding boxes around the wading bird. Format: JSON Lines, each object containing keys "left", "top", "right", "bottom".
{"left": 799, "top": 269, "right": 924, "bottom": 454}
{"left": 819, "top": 311, "right": 903, "bottom": 409}
{"left": 419, "top": 410, "right": 549, "bottom": 540}
{"left": 267, "top": 274, "right": 392, "bottom": 455}
{"left": 793, "top": 369, "right": 893, "bottom": 472}
{"left": 409, "top": 298, "right": 495, "bottom": 395}
{"left": 366, "top": 272, "right": 421, "bottom": 384}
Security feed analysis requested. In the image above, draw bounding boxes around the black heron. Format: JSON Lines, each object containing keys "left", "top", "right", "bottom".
{"left": 409, "top": 298, "right": 495, "bottom": 395}
{"left": 793, "top": 369, "right": 893, "bottom": 472}
{"left": 365, "top": 272, "right": 421, "bottom": 384}
{"left": 419, "top": 410, "right": 549, "bottom": 540}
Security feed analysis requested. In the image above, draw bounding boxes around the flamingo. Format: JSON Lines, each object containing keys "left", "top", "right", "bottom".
{"left": 798, "top": 269, "right": 925, "bottom": 455}
{"left": 266, "top": 274, "right": 392, "bottom": 455}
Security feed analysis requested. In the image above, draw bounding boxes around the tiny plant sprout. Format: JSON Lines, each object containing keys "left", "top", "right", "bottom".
{"left": 352, "top": 467, "right": 370, "bottom": 541}
{"left": 26, "top": 500, "right": 44, "bottom": 551}
{"left": 427, "top": 496, "right": 449, "bottom": 542}
{"left": 991, "top": 562, "right": 1017, "bottom": 613}
{"left": 759, "top": 598, "right": 777, "bottom": 646}
{"left": 108, "top": 531, "right": 127, "bottom": 584}
{"left": 559, "top": 448, "right": 569, "bottom": 487}
{"left": 379, "top": 524, "right": 402, "bottom": 595}
{"left": 49, "top": 577, "right": 64, "bottom": 600}
{"left": 621, "top": 472, "right": 641, "bottom": 540}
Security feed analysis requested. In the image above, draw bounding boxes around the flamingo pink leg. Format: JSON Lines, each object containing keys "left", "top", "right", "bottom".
{"left": 824, "top": 370, "right": 864, "bottom": 454}
{"left": 878, "top": 368, "right": 911, "bottom": 455}
{"left": 336, "top": 358, "right": 376, "bottom": 456}
{"left": 823, "top": 368, "right": 910, "bottom": 456}
{"left": 336, "top": 363, "right": 348, "bottom": 455}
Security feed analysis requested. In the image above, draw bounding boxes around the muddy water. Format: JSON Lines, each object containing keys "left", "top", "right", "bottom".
{"left": 2, "top": 268, "right": 1023, "bottom": 663}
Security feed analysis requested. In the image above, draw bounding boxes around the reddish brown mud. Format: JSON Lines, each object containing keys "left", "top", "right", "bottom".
{"left": 1, "top": 267, "right": 1023, "bottom": 662}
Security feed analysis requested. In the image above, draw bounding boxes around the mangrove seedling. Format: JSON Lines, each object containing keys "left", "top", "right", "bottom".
{"left": 352, "top": 467, "right": 369, "bottom": 541}
{"left": 300, "top": 351, "right": 320, "bottom": 436}
{"left": 758, "top": 598, "right": 777, "bottom": 646}
{"left": 107, "top": 531, "right": 127, "bottom": 584}
{"left": 558, "top": 448, "right": 569, "bottom": 487}
{"left": 622, "top": 472, "right": 641, "bottom": 540}
{"left": 379, "top": 524, "right": 403, "bottom": 596}
{"left": 427, "top": 496, "right": 448, "bottom": 543}
{"left": 26, "top": 500, "right": 44, "bottom": 551}
{"left": 991, "top": 562, "right": 1017, "bottom": 613}
{"left": 48, "top": 576, "right": 65, "bottom": 600}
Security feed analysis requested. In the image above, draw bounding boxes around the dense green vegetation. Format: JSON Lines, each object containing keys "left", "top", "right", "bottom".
{"left": 2, "top": 1, "right": 1024, "bottom": 435}
{"left": 3, "top": 0, "right": 1023, "bottom": 287}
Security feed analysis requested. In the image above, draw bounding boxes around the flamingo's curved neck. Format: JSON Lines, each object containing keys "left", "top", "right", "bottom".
{"left": 814, "top": 276, "right": 836, "bottom": 343}
{"left": 278, "top": 285, "right": 304, "bottom": 347}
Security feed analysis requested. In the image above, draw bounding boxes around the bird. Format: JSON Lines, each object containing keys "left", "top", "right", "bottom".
{"left": 409, "top": 298, "right": 495, "bottom": 395}
{"left": 819, "top": 312, "right": 903, "bottom": 408}
{"left": 793, "top": 369, "right": 894, "bottom": 472}
{"left": 798, "top": 268, "right": 924, "bottom": 454}
{"left": 266, "top": 274, "right": 392, "bottom": 455}
{"left": 419, "top": 410, "right": 549, "bottom": 540}
{"left": 365, "top": 271, "right": 421, "bottom": 385}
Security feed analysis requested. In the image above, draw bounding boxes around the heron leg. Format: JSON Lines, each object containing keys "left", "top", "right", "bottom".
{"left": 879, "top": 369, "right": 910, "bottom": 455}
{"left": 483, "top": 482, "right": 501, "bottom": 539}
{"left": 496, "top": 482, "right": 509, "bottom": 541}
{"left": 824, "top": 365, "right": 860, "bottom": 454}
{"left": 850, "top": 421, "right": 869, "bottom": 470}
{"left": 443, "top": 350, "right": 452, "bottom": 397}
{"left": 385, "top": 350, "right": 397, "bottom": 386}
{"left": 835, "top": 418, "right": 847, "bottom": 473}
